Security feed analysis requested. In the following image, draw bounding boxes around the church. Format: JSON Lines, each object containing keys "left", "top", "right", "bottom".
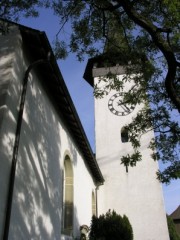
{"left": 0, "top": 19, "right": 169, "bottom": 239}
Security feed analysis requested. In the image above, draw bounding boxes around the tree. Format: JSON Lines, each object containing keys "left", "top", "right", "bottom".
{"left": 0, "top": 1, "right": 39, "bottom": 20}
{"left": 89, "top": 210, "right": 133, "bottom": 240}
{"left": 0, "top": 0, "right": 179, "bottom": 183}
{"left": 51, "top": 0, "right": 180, "bottom": 183}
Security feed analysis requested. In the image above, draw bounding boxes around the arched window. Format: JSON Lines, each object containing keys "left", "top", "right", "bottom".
{"left": 121, "top": 127, "right": 129, "bottom": 143}
{"left": 92, "top": 191, "right": 96, "bottom": 216}
{"left": 63, "top": 155, "right": 74, "bottom": 234}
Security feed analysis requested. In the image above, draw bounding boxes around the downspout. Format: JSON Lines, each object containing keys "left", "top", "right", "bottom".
{"left": 3, "top": 55, "right": 50, "bottom": 240}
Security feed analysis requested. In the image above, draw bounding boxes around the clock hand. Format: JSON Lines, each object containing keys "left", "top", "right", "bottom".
{"left": 117, "top": 100, "right": 130, "bottom": 112}
{"left": 121, "top": 104, "right": 130, "bottom": 112}
{"left": 117, "top": 99, "right": 123, "bottom": 106}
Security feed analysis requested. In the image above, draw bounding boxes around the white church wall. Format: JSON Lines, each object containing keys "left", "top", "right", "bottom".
{"left": 0, "top": 27, "right": 27, "bottom": 239}
{"left": 0, "top": 27, "right": 96, "bottom": 239}
{"left": 94, "top": 72, "right": 169, "bottom": 240}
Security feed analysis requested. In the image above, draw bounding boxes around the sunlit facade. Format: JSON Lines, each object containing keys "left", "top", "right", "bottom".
{"left": 0, "top": 19, "right": 169, "bottom": 240}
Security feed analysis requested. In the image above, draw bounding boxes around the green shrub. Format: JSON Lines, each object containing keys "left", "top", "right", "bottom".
{"left": 89, "top": 210, "right": 133, "bottom": 240}
{"left": 167, "top": 215, "right": 180, "bottom": 240}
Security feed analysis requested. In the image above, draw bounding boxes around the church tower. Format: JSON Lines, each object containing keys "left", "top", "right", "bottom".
{"left": 84, "top": 57, "right": 169, "bottom": 240}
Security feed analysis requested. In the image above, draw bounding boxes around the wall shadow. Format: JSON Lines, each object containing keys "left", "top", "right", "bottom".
{"left": 0, "top": 31, "right": 84, "bottom": 239}
{"left": 8, "top": 74, "right": 63, "bottom": 239}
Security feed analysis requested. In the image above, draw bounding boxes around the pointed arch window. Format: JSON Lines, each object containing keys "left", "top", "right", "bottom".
{"left": 63, "top": 155, "right": 74, "bottom": 234}
{"left": 121, "top": 127, "right": 129, "bottom": 143}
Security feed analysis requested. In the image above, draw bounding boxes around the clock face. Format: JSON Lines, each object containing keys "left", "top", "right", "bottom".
{"left": 108, "top": 92, "right": 135, "bottom": 116}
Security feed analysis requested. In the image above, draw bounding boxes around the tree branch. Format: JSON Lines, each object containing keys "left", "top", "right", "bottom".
{"left": 114, "top": 0, "right": 180, "bottom": 111}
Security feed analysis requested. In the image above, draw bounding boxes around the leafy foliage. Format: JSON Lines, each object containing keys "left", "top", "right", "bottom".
{"left": 0, "top": 0, "right": 179, "bottom": 183}
{"left": 49, "top": 0, "right": 180, "bottom": 183}
{"left": 167, "top": 215, "right": 180, "bottom": 240}
{"left": 89, "top": 210, "right": 133, "bottom": 240}
{"left": 0, "top": 1, "right": 43, "bottom": 21}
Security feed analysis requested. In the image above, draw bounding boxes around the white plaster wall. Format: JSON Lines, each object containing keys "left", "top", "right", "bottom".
{"left": 94, "top": 74, "right": 169, "bottom": 240}
{"left": 0, "top": 28, "right": 96, "bottom": 239}
{"left": 0, "top": 27, "right": 27, "bottom": 239}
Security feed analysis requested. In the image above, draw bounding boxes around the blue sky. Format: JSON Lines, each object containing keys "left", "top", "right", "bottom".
{"left": 20, "top": 8, "right": 179, "bottom": 215}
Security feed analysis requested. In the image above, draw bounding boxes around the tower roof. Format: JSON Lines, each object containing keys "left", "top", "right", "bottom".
{"left": 83, "top": 50, "right": 148, "bottom": 87}
{"left": 83, "top": 54, "right": 126, "bottom": 87}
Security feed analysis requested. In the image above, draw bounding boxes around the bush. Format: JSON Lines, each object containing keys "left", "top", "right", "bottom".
{"left": 167, "top": 215, "right": 180, "bottom": 240}
{"left": 89, "top": 210, "right": 133, "bottom": 240}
